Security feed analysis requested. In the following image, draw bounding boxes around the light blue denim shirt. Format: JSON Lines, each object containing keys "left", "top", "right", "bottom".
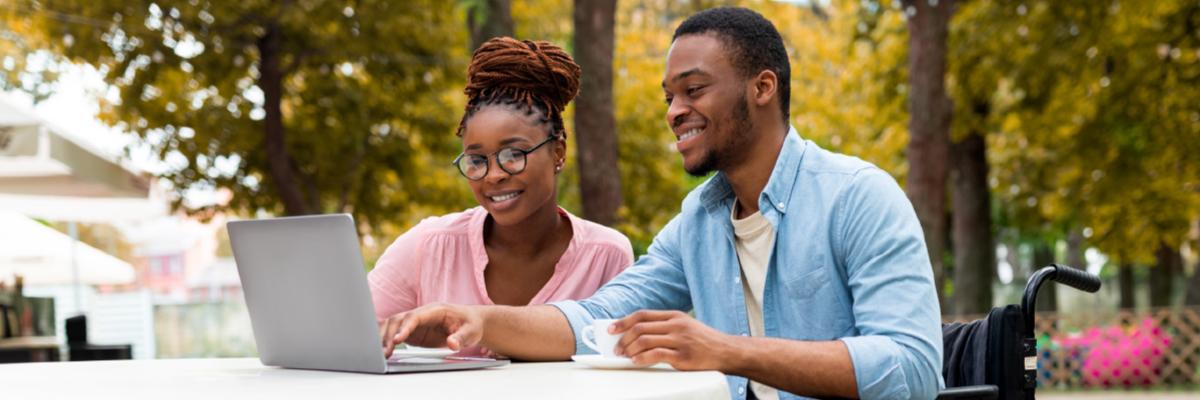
{"left": 551, "top": 128, "right": 944, "bottom": 399}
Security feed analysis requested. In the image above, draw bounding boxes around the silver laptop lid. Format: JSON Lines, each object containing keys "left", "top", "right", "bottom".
{"left": 228, "top": 214, "right": 386, "bottom": 374}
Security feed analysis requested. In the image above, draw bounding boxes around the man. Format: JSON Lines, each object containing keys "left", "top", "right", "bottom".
{"left": 380, "top": 7, "right": 943, "bottom": 399}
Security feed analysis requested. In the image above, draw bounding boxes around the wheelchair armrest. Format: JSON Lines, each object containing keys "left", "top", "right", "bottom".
{"left": 936, "top": 385, "right": 999, "bottom": 399}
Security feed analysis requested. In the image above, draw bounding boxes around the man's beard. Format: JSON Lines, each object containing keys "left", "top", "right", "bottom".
{"left": 684, "top": 95, "right": 755, "bottom": 177}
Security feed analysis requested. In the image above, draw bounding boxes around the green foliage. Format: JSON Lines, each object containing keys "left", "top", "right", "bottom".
{"left": 7, "top": 0, "right": 1195, "bottom": 267}
{"left": 0, "top": 2, "right": 61, "bottom": 101}
{"left": 781, "top": 0, "right": 911, "bottom": 183}
{"left": 6, "top": 0, "right": 476, "bottom": 241}
{"left": 824, "top": 0, "right": 1199, "bottom": 267}
{"left": 609, "top": 0, "right": 693, "bottom": 251}
{"left": 951, "top": 0, "right": 1200, "bottom": 263}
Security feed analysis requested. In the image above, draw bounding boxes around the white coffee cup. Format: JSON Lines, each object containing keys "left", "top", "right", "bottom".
{"left": 581, "top": 319, "right": 625, "bottom": 358}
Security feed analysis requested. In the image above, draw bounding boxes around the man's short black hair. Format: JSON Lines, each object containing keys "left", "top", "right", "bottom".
{"left": 673, "top": 7, "right": 790, "bottom": 123}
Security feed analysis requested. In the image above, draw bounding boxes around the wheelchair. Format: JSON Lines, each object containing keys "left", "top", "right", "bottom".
{"left": 938, "top": 264, "right": 1102, "bottom": 399}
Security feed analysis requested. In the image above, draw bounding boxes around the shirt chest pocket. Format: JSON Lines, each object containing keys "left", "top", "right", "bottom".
{"left": 780, "top": 266, "right": 852, "bottom": 337}
{"left": 783, "top": 266, "right": 831, "bottom": 298}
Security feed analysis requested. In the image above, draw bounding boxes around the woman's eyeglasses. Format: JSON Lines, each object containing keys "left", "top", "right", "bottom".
{"left": 452, "top": 136, "right": 558, "bottom": 181}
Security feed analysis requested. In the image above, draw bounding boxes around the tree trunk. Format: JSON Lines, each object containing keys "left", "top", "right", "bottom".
{"left": 258, "top": 22, "right": 310, "bottom": 216}
{"left": 1033, "top": 242, "right": 1057, "bottom": 312}
{"left": 1188, "top": 219, "right": 1200, "bottom": 305}
{"left": 902, "top": 0, "right": 955, "bottom": 307}
{"left": 1057, "top": 229, "right": 1088, "bottom": 309}
{"left": 1005, "top": 241, "right": 1025, "bottom": 283}
{"left": 1066, "top": 229, "right": 1085, "bottom": 270}
{"left": 572, "top": 0, "right": 622, "bottom": 227}
{"left": 1119, "top": 263, "right": 1135, "bottom": 310}
{"left": 950, "top": 132, "right": 994, "bottom": 316}
{"left": 1150, "top": 242, "right": 1181, "bottom": 308}
{"left": 467, "top": 0, "right": 514, "bottom": 52}
{"left": 1187, "top": 256, "right": 1200, "bottom": 305}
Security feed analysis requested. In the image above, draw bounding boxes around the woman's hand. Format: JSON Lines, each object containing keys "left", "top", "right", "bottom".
{"left": 479, "top": 347, "right": 507, "bottom": 360}
{"left": 378, "top": 303, "right": 485, "bottom": 358}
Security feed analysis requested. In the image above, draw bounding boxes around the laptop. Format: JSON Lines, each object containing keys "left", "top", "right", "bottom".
{"left": 227, "top": 214, "right": 509, "bottom": 374}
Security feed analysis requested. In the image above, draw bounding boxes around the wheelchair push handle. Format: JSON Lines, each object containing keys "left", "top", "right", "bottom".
{"left": 1049, "top": 263, "right": 1101, "bottom": 293}
{"left": 1021, "top": 264, "right": 1102, "bottom": 339}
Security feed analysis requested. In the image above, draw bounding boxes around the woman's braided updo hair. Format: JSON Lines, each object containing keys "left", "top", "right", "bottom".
{"left": 456, "top": 37, "right": 582, "bottom": 139}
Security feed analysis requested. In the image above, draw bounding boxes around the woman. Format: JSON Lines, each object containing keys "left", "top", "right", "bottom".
{"left": 368, "top": 37, "right": 633, "bottom": 352}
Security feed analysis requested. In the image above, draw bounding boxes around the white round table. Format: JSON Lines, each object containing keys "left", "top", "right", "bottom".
{"left": 0, "top": 358, "right": 731, "bottom": 400}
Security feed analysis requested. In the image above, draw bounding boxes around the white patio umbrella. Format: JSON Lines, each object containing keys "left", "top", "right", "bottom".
{"left": 0, "top": 212, "right": 136, "bottom": 286}
{"left": 0, "top": 193, "right": 167, "bottom": 223}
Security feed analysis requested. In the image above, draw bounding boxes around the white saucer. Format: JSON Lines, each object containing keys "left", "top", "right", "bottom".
{"left": 571, "top": 354, "right": 658, "bottom": 370}
{"left": 389, "top": 346, "right": 456, "bottom": 359}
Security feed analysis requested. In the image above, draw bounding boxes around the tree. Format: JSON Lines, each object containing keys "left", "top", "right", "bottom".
{"left": 1118, "top": 263, "right": 1136, "bottom": 309}
{"left": 902, "top": 0, "right": 955, "bottom": 306}
{"left": 1189, "top": 258, "right": 1200, "bottom": 306}
{"left": 1186, "top": 220, "right": 1200, "bottom": 306}
{"left": 466, "top": 0, "right": 513, "bottom": 51}
{"left": 941, "top": 1, "right": 1200, "bottom": 315}
{"left": 0, "top": 3, "right": 59, "bottom": 102}
{"left": 797, "top": 1, "right": 1199, "bottom": 315}
{"left": 572, "top": 0, "right": 622, "bottom": 227}
{"left": 950, "top": 130, "right": 995, "bottom": 315}
{"left": 786, "top": 0, "right": 910, "bottom": 178}
{"left": 1151, "top": 242, "right": 1183, "bottom": 307}
{"left": 9, "top": 0, "right": 475, "bottom": 235}
{"left": 606, "top": 0, "right": 695, "bottom": 248}
{"left": 1032, "top": 242, "right": 1056, "bottom": 311}
{"left": 980, "top": 0, "right": 1200, "bottom": 285}
{"left": 943, "top": 0, "right": 1022, "bottom": 316}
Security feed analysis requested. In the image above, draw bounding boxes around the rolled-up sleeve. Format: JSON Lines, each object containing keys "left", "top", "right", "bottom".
{"left": 550, "top": 214, "right": 693, "bottom": 355}
{"left": 834, "top": 168, "right": 945, "bottom": 399}
{"left": 548, "top": 300, "right": 598, "bottom": 355}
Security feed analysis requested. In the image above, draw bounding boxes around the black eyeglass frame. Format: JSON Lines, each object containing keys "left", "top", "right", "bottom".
{"left": 451, "top": 135, "right": 560, "bottom": 181}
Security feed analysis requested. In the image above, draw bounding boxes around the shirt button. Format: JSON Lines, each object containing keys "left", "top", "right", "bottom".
{"left": 738, "top": 386, "right": 746, "bottom": 395}
{"left": 741, "top": 332, "right": 749, "bottom": 336}
{"left": 777, "top": 202, "right": 786, "bottom": 210}
{"left": 734, "top": 276, "right": 741, "bottom": 284}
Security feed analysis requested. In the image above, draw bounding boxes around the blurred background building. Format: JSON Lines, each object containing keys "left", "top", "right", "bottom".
{"left": 1, "top": 95, "right": 248, "bottom": 360}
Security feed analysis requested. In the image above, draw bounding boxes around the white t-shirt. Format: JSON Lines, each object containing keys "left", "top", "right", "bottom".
{"left": 732, "top": 203, "right": 780, "bottom": 400}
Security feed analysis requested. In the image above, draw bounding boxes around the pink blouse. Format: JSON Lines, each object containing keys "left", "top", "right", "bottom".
{"left": 368, "top": 206, "right": 633, "bottom": 323}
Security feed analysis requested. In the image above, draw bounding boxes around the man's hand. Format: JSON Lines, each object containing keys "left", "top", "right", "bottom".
{"left": 378, "top": 303, "right": 484, "bottom": 358}
{"left": 610, "top": 310, "right": 738, "bottom": 371}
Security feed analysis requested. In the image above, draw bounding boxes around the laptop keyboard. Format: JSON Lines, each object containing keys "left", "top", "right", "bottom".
{"left": 387, "top": 357, "right": 446, "bottom": 365}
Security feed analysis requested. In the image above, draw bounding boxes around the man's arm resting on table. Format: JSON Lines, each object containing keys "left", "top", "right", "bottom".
{"left": 723, "top": 336, "right": 858, "bottom": 399}
{"left": 613, "top": 310, "right": 860, "bottom": 399}
{"left": 722, "top": 333, "right": 942, "bottom": 400}
{"left": 478, "top": 305, "right": 576, "bottom": 360}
